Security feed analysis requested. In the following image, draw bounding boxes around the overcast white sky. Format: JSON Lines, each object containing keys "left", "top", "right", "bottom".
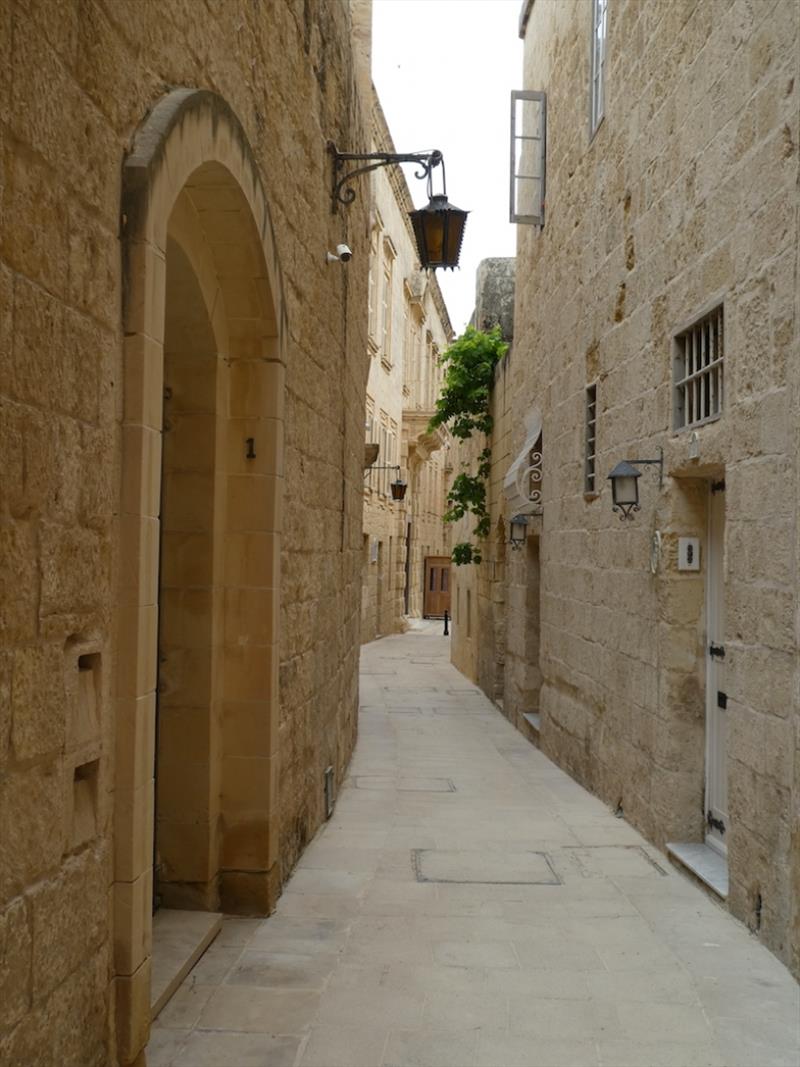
{"left": 372, "top": 0, "right": 523, "bottom": 334}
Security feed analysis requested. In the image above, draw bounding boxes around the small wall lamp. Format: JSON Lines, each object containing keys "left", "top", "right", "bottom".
{"left": 328, "top": 143, "right": 468, "bottom": 270}
{"left": 607, "top": 448, "right": 663, "bottom": 520}
{"left": 366, "top": 464, "right": 408, "bottom": 501}
{"left": 509, "top": 514, "right": 529, "bottom": 549}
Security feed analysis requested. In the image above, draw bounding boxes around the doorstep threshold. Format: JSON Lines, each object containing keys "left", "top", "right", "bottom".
{"left": 666, "top": 841, "right": 728, "bottom": 899}
{"left": 150, "top": 908, "right": 223, "bottom": 1018}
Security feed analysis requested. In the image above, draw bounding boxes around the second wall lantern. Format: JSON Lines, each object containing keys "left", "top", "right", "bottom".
{"left": 607, "top": 449, "right": 663, "bottom": 520}
{"left": 509, "top": 513, "right": 529, "bottom": 549}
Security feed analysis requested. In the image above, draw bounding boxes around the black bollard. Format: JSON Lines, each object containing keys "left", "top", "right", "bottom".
{"left": 443, "top": 609, "right": 449, "bottom": 636}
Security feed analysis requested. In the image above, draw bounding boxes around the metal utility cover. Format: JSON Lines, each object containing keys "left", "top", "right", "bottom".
{"left": 355, "top": 776, "right": 456, "bottom": 793}
{"left": 413, "top": 849, "right": 560, "bottom": 885}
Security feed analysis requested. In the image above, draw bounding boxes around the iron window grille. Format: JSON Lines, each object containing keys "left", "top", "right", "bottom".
{"left": 673, "top": 305, "right": 724, "bottom": 431}
{"left": 585, "top": 384, "right": 597, "bottom": 492}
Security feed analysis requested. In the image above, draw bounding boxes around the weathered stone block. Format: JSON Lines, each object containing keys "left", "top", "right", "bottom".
{"left": 30, "top": 846, "right": 108, "bottom": 999}
{"left": 79, "top": 425, "right": 115, "bottom": 531}
{"left": 0, "top": 148, "right": 71, "bottom": 301}
{"left": 0, "top": 652, "right": 9, "bottom": 777}
{"left": 39, "top": 521, "right": 106, "bottom": 620}
{"left": 46, "top": 949, "right": 109, "bottom": 1067}
{"left": 10, "top": 644, "right": 66, "bottom": 762}
{"left": 0, "top": 897, "right": 31, "bottom": 1031}
{"left": 0, "top": 762, "right": 65, "bottom": 903}
{"left": 0, "top": 520, "right": 38, "bottom": 643}
{"left": 67, "top": 202, "right": 119, "bottom": 328}
{"left": 5, "top": 271, "right": 67, "bottom": 411}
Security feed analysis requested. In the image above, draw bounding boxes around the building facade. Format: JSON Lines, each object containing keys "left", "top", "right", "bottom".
{"left": 0, "top": 1, "right": 375, "bottom": 1062}
{"left": 361, "top": 99, "right": 453, "bottom": 643}
{"left": 453, "top": 0, "right": 800, "bottom": 976}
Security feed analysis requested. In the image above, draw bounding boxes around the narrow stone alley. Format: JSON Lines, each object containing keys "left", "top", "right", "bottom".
{"left": 148, "top": 625, "right": 799, "bottom": 1067}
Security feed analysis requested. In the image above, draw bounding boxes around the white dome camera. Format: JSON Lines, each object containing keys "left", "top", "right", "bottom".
{"left": 326, "top": 243, "right": 353, "bottom": 265}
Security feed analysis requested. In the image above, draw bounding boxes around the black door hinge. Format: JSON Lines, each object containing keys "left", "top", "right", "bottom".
{"left": 709, "top": 643, "right": 725, "bottom": 659}
{"left": 717, "top": 691, "right": 727, "bottom": 709}
{"left": 707, "top": 811, "right": 726, "bottom": 835}
{"left": 711, "top": 479, "right": 726, "bottom": 493}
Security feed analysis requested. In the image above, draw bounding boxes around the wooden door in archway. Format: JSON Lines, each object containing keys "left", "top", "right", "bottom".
{"left": 423, "top": 556, "right": 451, "bottom": 618}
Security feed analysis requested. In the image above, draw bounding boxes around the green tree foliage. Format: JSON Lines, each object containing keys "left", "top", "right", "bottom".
{"left": 428, "top": 327, "right": 507, "bottom": 565}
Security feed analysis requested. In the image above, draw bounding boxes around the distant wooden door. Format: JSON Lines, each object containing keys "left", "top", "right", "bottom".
{"left": 423, "top": 556, "right": 451, "bottom": 618}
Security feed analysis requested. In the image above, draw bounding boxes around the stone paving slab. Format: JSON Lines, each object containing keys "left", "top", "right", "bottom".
{"left": 148, "top": 629, "right": 800, "bottom": 1067}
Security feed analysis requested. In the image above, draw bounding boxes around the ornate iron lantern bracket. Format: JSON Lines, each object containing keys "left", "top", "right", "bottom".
{"left": 328, "top": 141, "right": 443, "bottom": 209}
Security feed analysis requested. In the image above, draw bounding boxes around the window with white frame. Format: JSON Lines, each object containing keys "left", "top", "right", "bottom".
{"left": 590, "top": 0, "right": 608, "bottom": 136}
{"left": 510, "top": 90, "right": 546, "bottom": 226}
{"left": 368, "top": 225, "right": 381, "bottom": 352}
{"left": 673, "top": 305, "right": 724, "bottom": 430}
{"left": 379, "top": 417, "right": 389, "bottom": 496}
{"left": 404, "top": 305, "right": 420, "bottom": 400}
{"left": 365, "top": 397, "right": 376, "bottom": 491}
{"left": 585, "top": 384, "right": 597, "bottom": 493}
{"left": 391, "top": 422, "right": 399, "bottom": 499}
{"left": 380, "top": 239, "right": 396, "bottom": 369}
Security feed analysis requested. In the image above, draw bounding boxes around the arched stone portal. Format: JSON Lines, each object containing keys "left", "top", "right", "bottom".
{"left": 115, "top": 89, "right": 286, "bottom": 1064}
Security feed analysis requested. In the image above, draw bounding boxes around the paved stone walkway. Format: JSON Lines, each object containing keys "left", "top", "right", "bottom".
{"left": 149, "top": 625, "right": 799, "bottom": 1067}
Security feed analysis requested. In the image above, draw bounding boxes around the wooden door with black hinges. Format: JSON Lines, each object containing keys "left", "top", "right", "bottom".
{"left": 705, "top": 482, "right": 728, "bottom": 854}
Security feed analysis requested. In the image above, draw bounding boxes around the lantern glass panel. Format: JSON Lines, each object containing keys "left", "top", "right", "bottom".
{"left": 510, "top": 515, "right": 528, "bottom": 544}
{"left": 613, "top": 474, "right": 638, "bottom": 507}
{"left": 424, "top": 214, "right": 445, "bottom": 266}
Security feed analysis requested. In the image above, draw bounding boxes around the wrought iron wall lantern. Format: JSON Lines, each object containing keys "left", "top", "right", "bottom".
{"left": 366, "top": 464, "right": 408, "bottom": 502}
{"left": 328, "top": 142, "right": 468, "bottom": 270}
{"left": 607, "top": 448, "right": 663, "bottom": 520}
{"left": 509, "top": 513, "right": 529, "bottom": 549}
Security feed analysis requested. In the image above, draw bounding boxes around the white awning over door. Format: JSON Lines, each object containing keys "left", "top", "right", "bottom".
{"left": 503, "top": 405, "right": 543, "bottom": 516}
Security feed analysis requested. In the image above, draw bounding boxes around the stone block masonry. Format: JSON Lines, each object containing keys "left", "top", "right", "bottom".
{"left": 453, "top": 0, "right": 800, "bottom": 978}
{"left": 0, "top": 0, "right": 374, "bottom": 1063}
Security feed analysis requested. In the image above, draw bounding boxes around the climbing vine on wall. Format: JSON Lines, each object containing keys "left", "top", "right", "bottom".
{"left": 428, "top": 326, "right": 508, "bottom": 565}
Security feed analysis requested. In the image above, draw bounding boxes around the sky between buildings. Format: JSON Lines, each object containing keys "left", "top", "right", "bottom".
{"left": 372, "top": 0, "right": 523, "bottom": 336}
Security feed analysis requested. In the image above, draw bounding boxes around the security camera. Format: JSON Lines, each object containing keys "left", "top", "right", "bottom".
{"left": 326, "top": 244, "right": 353, "bottom": 265}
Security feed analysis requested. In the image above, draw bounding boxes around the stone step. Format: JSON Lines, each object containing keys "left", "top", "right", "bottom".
{"left": 150, "top": 908, "right": 223, "bottom": 1018}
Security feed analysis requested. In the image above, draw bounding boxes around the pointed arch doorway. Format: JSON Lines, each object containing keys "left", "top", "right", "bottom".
{"left": 115, "top": 90, "right": 287, "bottom": 1064}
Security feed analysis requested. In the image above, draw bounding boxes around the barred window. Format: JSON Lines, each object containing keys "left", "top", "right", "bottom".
{"left": 673, "top": 305, "right": 724, "bottom": 430}
{"left": 585, "top": 384, "right": 597, "bottom": 493}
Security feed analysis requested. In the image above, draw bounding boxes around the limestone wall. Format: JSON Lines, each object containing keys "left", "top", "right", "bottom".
{"left": 0, "top": 0, "right": 372, "bottom": 1062}
{"left": 361, "top": 97, "right": 453, "bottom": 641}
{"left": 450, "top": 261, "right": 519, "bottom": 711}
{"left": 506, "top": 0, "right": 799, "bottom": 972}
{"left": 360, "top": 144, "right": 411, "bottom": 643}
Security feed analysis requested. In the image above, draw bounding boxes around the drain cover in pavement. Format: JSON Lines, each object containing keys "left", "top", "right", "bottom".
{"left": 413, "top": 849, "right": 560, "bottom": 884}
{"left": 355, "top": 776, "right": 456, "bottom": 793}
